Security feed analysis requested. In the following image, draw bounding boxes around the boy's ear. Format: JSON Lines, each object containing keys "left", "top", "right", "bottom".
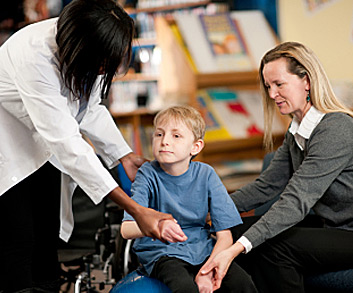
{"left": 191, "top": 139, "right": 204, "bottom": 156}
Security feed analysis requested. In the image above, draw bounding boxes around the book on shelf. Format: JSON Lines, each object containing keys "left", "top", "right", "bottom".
{"left": 199, "top": 13, "right": 254, "bottom": 71}
{"left": 197, "top": 88, "right": 286, "bottom": 142}
{"left": 221, "top": 173, "right": 259, "bottom": 193}
{"left": 129, "top": 1, "right": 228, "bottom": 43}
{"left": 174, "top": 10, "right": 277, "bottom": 73}
{"left": 109, "top": 80, "right": 159, "bottom": 113}
{"left": 212, "top": 158, "right": 263, "bottom": 193}
{"left": 169, "top": 23, "right": 198, "bottom": 73}
{"left": 139, "top": 124, "right": 154, "bottom": 160}
{"left": 118, "top": 122, "right": 155, "bottom": 160}
{"left": 212, "top": 158, "right": 263, "bottom": 178}
{"left": 118, "top": 123, "right": 136, "bottom": 151}
{"left": 229, "top": 10, "right": 278, "bottom": 69}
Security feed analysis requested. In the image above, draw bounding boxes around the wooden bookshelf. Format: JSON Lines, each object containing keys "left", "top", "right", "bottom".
{"left": 199, "top": 134, "right": 284, "bottom": 165}
{"left": 154, "top": 15, "right": 288, "bottom": 163}
{"left": 110, "top": 1, "right": 225, "bottom": 157}
{"left": 111, "top": 108, "right": 157, "bottom": 157}
{"left": 127, "top": 1, "right": 211, "bottom": 14}
{"left": 113, "top": 73, "right": 158, "bottom": 82}
{"left": 111, "top": 6, "right": 289, "bottom": 166}
{"left": 196, "top": 71, "right": 259, "bottom": 89}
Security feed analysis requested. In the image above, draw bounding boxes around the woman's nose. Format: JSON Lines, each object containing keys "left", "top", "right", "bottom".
{"left": 268, "top": 88, "right": 277, "bottom": 100}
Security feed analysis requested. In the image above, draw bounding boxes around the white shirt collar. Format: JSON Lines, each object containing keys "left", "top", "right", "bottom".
{"left": 289, "top": 106, "right": 325, "bottom": 150}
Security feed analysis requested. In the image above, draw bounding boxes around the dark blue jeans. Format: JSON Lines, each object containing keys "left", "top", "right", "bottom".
{"left": 0, "top": 162, "right": 61, "bottom": 293}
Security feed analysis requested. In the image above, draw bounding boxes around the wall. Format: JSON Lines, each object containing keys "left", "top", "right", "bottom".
{"left": 278, "top": 0, "right": 353, "bottom": 83}
{"left": 231, "top": 0, "right": 278, "bottom": 34}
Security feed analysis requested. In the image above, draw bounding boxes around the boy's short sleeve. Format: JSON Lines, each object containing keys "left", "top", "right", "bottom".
{"left": 122, "top": 164, "right": 150, "bottom": 222}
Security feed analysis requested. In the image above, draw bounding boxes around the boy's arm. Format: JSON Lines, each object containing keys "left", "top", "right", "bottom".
{"left": 121, "top": 220, "right": 144, "bottom": 239}
{"left": 203, "top": 229, "right": 233, "bottom": 267}
{"left": 121, "top": 219, "right": 188, "bottom": 242}
{"left": 195, "top": 229, "right": 233, "bottom": 291}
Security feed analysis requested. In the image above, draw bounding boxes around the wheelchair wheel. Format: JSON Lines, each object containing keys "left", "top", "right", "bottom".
{"left": 112, "top": 230, "right": 140, "bottom": 281}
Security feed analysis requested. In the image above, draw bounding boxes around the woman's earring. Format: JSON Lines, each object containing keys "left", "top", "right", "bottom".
{"left": 306, "top": 93, "right": 310, "bottom": 102}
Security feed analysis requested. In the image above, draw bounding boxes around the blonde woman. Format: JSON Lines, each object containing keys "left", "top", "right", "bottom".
{"left": 201, "top": 42, "right": 353, "bottom": 292}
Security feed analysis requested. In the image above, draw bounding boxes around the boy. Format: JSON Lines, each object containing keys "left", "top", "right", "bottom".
{"left": 121, "top": 105, "right": 257, "bottom": 292}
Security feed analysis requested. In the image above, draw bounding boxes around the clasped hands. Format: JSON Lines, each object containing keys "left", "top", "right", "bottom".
{"left": 158, "top": 219, "right": 229, "bottom": 292}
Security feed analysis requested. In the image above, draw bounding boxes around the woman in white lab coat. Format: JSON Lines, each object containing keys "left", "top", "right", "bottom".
{"left": 0, "top": 0, "right": 184, "bottom": 292}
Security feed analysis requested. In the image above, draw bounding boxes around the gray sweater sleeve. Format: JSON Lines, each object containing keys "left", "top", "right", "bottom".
{"left": 232, "top": 113, "right": 353, "bottom": 248}
{"left": 230, "top": 136, "right": 293, "bottom": 213}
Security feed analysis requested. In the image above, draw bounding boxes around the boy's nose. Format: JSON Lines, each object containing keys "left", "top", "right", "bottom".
{"left": 161, "top": 135, "right": 170, "bottom": 145}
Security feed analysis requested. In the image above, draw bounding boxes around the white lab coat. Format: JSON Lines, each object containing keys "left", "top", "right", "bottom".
{"left": 0, "top": 18, "right": 132, "bottom": 241}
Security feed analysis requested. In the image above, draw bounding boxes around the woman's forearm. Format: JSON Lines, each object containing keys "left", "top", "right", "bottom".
{"left": 109, "top": 186, "right": 174, "bottom": 241}
{"left": 108, "top": 186, "right": 142, "bottom": 217}
{"left": 228, "top": 241, "right": 246, "bottom": 259}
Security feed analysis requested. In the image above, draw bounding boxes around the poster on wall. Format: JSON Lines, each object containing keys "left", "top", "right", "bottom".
{"left": 303, "top": 0, "right": 340, "bottom": 14}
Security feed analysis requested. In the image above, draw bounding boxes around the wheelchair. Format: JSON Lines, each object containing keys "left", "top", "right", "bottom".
{"left": 59, "top": 165, "right": 139, "bottom": 293}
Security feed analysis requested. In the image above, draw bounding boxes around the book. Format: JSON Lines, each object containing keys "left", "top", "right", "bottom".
{"left": 118, "top": 123, "right": 135, "bottom": 151}
{"left": 169, "top": 23, "right": 198, "bottom": 73}
{"left": 197, "top": 89, "right": 233, "bottom": 142}
{"left": 198, "top": 14, "right": 254, "bottom": 72}
{"left": 174, "top": 10, "right": 277, "bottom": 73}
{"left": 213, "top": 158, "right": 263, "bottom": 193}
{"left": 222, "top": 173, "right": 260, "bottom": 193}
{"left": 139, "top": 125, "right": 154, "bottom": 160}
{"left": 229, "top": 10, "right": 278, "bottom": 68}
{"left": 213, "top": 159, "right": 263, "bottom": 178}
{"left": 197, "top": 88, "right": 286, "bottom": 142}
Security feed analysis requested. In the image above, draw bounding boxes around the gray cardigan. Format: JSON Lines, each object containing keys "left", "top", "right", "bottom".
{"left": 230, "top": 112, "right": 353, "bottom": 248}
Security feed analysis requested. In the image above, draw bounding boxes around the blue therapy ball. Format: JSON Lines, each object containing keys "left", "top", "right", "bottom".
{"left": 110, "top": 271, "right": 171, "bottom": 293}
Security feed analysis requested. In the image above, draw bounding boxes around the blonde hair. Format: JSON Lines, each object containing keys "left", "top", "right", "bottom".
{"left": 153, "top": 105, "right": 206, "bottom": 141}
{"left": 259, "top": 41, "right": 353, "bottom": 151}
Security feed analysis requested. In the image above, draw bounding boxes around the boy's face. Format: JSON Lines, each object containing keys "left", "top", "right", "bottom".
{"left": 152, "top": 118, "right": 203, "bottom": 175}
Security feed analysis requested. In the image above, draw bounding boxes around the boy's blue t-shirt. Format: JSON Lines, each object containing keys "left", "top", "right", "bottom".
{"left": 123, "top": 160, "right": 242, "bottom": 275}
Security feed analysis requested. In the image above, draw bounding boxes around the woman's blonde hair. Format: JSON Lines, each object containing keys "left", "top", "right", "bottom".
{"left": 153, "top": 105, "right": 206, "bottom": 141}
{"left": 259, "top": 41, "right": 353, "bottom": 150}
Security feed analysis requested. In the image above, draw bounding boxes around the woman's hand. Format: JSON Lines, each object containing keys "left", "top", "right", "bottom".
{"left": 120, "top": 152, "right": 148, "bottom": 182}
{"left": 109, "top": 186, "right": 173, "bottom": 242}
{"left": 132, "top": 206, "right": 175, "bottom": 241}
{"left": 200, "top": 242, "right": 245, "bottom": 290}
{"left": 158, "top": 219, "right": 188, "bottom": 243}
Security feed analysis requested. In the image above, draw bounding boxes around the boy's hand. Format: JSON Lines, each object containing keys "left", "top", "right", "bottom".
{"left": 158, "top": 219, "right": 188, "bottom": 243}
{"left": 195, "top": 270, "right": 214, "bottom": 293}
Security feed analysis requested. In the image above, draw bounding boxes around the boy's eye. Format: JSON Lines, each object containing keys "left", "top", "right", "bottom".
{"left": 154, "top": 132, "right": 163, "bottom": 137}
{"left": 174, "top": 134, "right": 181, "bottom": 138}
